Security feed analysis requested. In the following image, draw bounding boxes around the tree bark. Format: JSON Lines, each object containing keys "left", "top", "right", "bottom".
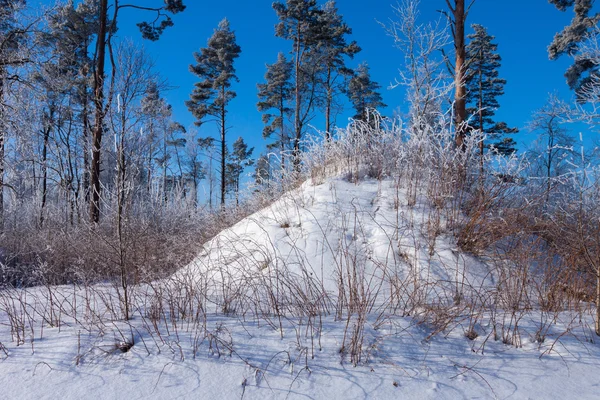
{"left": 0, "top": 70, "right": 5, "bottom": 233}
{"left": 325, "top": 65, "right": 332, "bottom": 140}
{"left": 90, "top": 0, "right": 108, "bottom": 223}
{"left": 220, "top": 85, "right": 226, "bottom": 207}
{"left": 40, "top": 114, "right": 52, "bottom": 228}
{"left": 453, "top": 0, "right": 467, "bottom": 149}
{"left": 293, "top": 24, "right": 302, "bottom": 170}
{"left": 596, "top": 267, "right": 600, "bottom": 336}
{"left": 279, "top": 86, "right": 286, "bottom": 178}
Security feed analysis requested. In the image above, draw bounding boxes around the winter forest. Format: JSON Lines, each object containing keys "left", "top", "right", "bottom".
{"left": 2, "top": 0, "right": 600, "bottom": 398}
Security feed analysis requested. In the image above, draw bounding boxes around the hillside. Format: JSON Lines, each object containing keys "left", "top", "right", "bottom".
{"left": 0, "top": 175, "right": 599, "bottom": 399}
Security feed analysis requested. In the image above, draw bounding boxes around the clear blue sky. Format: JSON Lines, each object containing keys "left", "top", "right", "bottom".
{"left": 40, "top": 1, "right": 586, "bottom": 154}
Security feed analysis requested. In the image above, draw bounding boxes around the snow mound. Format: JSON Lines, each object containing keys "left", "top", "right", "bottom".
{"left": 176, "top": 178, "right": 491, "bottom": 314}
{"left": 2, "top": 177, "right": 600, "bottom": 400}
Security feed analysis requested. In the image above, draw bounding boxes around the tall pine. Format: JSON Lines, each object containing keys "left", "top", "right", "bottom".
{"left": 548, "top": 0, "right": 600, "bottom": 97}
{"left": 346, "top": 62, "right": 386, "bottom": 122}
{"left": 257, "top": 52, "right": 293, "bottom": 172}
{"left": 226, "top": 137, "right": 253, "bottom": 206}
{"left": 465, "top": 24, "right": 517, "bottom": 157}
{"left": 273, "top": 0, "right": 323, "bottom": 168}
{"left": 314, "top": 0, "right": 360, "bottom": 137}
{"left": 440, "top": 0, "right": 474, "bottom": 148}
{"left": 186, "top": 18, "right": 241, "bottom": 207}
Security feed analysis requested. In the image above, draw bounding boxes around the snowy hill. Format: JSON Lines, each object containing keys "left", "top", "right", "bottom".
{"left": 0, "top": 176, "right": 599, "bottom": 399}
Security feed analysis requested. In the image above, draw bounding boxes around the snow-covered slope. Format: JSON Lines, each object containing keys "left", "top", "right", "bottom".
{"left": 177, "top": 178, "right": 490, "bottom": 312}
{"left": 0, "top": 177, "right": 599, "bottom": 400}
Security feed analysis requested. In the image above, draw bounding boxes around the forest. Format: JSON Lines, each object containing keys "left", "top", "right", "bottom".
{"left": 1, "top": 1, "right": 600, "bottom": 398}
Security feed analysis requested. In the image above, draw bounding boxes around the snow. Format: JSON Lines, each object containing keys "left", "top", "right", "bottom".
{"left": 1, "top": 177, "right": 600, "bottom": 399}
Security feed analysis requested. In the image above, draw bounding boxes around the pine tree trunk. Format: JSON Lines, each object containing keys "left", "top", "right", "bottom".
{"left": 0, "top": 67, "right": 6, "bottom": 235}
{"left": 325, "top": 66, "right": 332, "bottom": 140}
{"left": 478, "top": 67, "right": 484, "bottom": 175}
{"left": 147, "top": 122, "right": 154, "bottom": 196}
{"left": 40, "top": 119, "right": 52, "bottom": 228}
{"left": 0, "top": 68, "right": 5, "bottom": 232}
{"left": 209, "top": 153, "right": 213, "bottom": 209}
{"left": 596, "top": 267, "right": 600, "bottom": 336}
{"left": 0, "top": 123, "right": 4, "bottom": 234}
{"left": 220, "top": 86, "right": 226, "bottom": 207}
{"left": 163, "top": 133, "right": 167, "bottom": 204}
{"left": 453, "top": 0, "right": 467, "bottom": 149}
{"left": 293, "top": 25, "right": 302, "bottom": 170}
{"left": 90, "top": 0, "right": 109, "bottom": 223}
{"left": 82, "top": 82, "right": 90, "bottom": 204}
{"left": 279, "top": 87, "right": 286, "bottom": 178}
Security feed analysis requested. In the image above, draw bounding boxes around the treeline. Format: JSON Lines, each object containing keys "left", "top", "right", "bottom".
{"left": 2, "top": 0, "right": 596, "bottom": 287}
{"left": 0, "top": 0, "right": 392, "bottom": 230}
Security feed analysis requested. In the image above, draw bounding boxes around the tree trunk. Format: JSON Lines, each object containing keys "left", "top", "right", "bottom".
{"left": 0, "top": 123, "right": 4, "bottom": 233}
{"left": 293, "top": 25, "right": 302, "bottom": 170}
{"left": 82, "top": 84, "right": 90, "bottom": 204}
{"left": 478, "top": 66, "right": 484, "bottom": 175}
{"left": 209, "top": 152, "right": 213, "bottom": 209}
{"left": 0, "top": 68, "right": 5, "bottom": 232}
{"left": 325, "top": 65, "right": 332, "bottom": 140}
{"left": 453, "top": 0, "right": 467, "bottom": 149}
{"left": 89, "top": 0, "right": 109, "bottom": 223}
{"left": 82, "top": 38, "right": 91, "bottom": 205}
{"left": 279, "top": 87, "right": 286, "bottom": 179}
{"left": 220, "top": 86, "right": 226, "bottom": 207}
{"left": 163, "top": 132, "right": 167, "bottom": 204}
{"left": 596, "top": 267, "right": 600, "bottom": 336}
{"left": 40, "top": 118, "right": 52, "bottom": 228}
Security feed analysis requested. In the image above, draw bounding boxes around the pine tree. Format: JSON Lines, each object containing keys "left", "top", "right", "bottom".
{"left": 254, "top": 154, "right": 271, "bottom": 188}
{"left": 465, "top": 24, "right": 517, "bottom": 157}
{"left": 226, "top": 137, "right": 254, "bottom": 206}
{"left": 273, "top": 0, "right": 324, "bottom": 168}
{"left": 141, "top": 82, "right": 172, "bottom": 198}
{"left": 548, "top": 0, "right": 600, "bottom": 96}
{"left": 257, "top": 52, "right": 293, "bottom": 172}
{"left": 186, "top": 18, "right": 241, "bottom": 207}
{"left": 314, "top": 0, "right": 360, "bottom": 137}
{"left": 346, "top": 62, "right": 386, "bottom": 122}
{"left": 440, "top": 0, "right": 476, "bottom": 148}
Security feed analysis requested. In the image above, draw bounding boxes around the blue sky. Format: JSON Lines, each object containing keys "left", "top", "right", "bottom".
{"left": 43, "top": 0, "right": 587, "bottom": 155}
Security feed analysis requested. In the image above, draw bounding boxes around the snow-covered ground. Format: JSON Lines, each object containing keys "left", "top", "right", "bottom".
{"left": 1, "top": 178, "right": 599, "bottom": 399}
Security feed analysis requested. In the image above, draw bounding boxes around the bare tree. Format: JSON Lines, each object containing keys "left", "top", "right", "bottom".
{"left": 89, "top": 0, "right": 186, "bottom": 223}
{"left": 380, "top": 0, "right": 451, "bottom": 126}
{"left": 527, "top": 96, "right": 575, "bottom": 204}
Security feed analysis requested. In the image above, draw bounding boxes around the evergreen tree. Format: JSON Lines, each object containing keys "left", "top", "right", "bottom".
{"left": 254, "top": 154, "right": 271, "bottom": 188}
{"left": 186, "top": 18, "right": 241, "bottom": 207}
{"left": 273, "top": 0, "right": 324, "bottom": 168}
{"left": 257, "top": 52, "right": 293, "bottom": 172}
{"left": 465, "top": 24, "right": 517, "bottom": 157}
{"left": 197, "top": 136, "right": 217, "bottom": 208}
{"left": 226, "top": 137, "right": 253, "bottom": 205}
{"left": 440, "top": 0, "right": 475, "bottom": 148}
{"left": 314, "top": 0, "right": 360, "bottom": 137}
{"left": 548, "top": 0, "right": 600, "bottom": 96}
{"left": 346, "top": 62, "right": 386, "bottom": 122}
